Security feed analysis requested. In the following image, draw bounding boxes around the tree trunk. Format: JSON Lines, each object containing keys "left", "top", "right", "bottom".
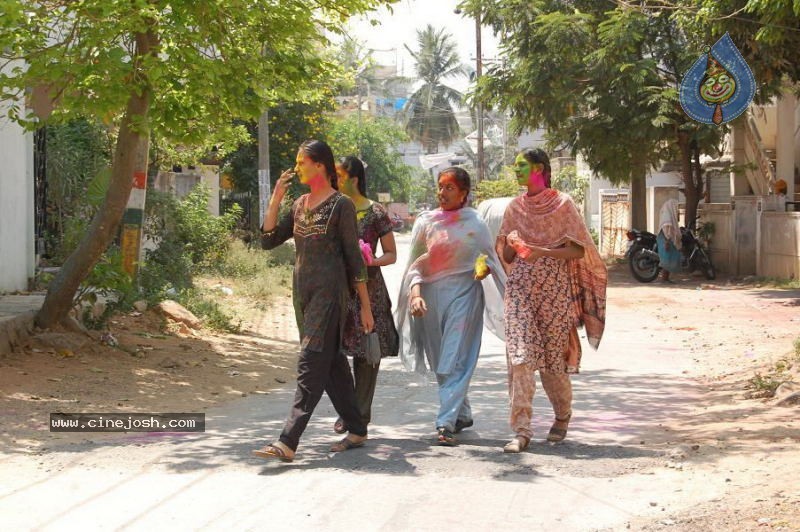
{"left": 676, "top": 130, "right": 694, "bottom": 228}
{"left": 676, "top": 130, "right": 704, "bottom": 230}
{"left": 35, "top": 29, "right": 157, "bottom": 329}
{"left": 630, "top": 158, "right": 647, "bottom": 231}
{"left": 687, "top": 141, "right": 704, "bottom": 229}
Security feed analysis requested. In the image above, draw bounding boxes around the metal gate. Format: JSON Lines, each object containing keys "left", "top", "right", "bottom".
{"left": 599, "top": 189, "right": 630, "bottom": 257}
{"left": 33, "top": 128, "right": 47, "bottom": 258}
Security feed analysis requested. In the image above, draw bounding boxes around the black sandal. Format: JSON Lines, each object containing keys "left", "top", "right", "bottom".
{"left": 436, "top": 427, "right": 457, "bottom": 446}
{"left": 454, "top": 418, "right": 473, "bottom": 434}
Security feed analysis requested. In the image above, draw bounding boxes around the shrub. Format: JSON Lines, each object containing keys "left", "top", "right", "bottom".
{"left": 139, "top": 186, "right": 241, "bottom": 300}
{"left": 551, "top": 165, "right": 588, "bottom": 206}
{"left": 174, "top": 184, "right": 242, "bottom": 267}
{"left": 175, "top": 287, "right": 241, "bottom": 333}
{"left": 76, "top": 247, "right": 137, "bottom": 329}
{"left": 474, "top": 176, "right": 520, "bottom": 204}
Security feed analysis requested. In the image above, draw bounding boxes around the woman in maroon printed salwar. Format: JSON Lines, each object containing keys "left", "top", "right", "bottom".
{"left": 334, "top": 156, "right": 399, "bottom": 434}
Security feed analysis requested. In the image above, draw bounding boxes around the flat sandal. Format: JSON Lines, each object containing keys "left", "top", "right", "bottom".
{"left": 503, "top": 435, "right": 530, "bottom": 453}
{"left": 547, "top": 414, "right": 571, "bottom": 443}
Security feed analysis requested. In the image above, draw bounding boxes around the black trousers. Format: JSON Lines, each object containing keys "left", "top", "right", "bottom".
{"left": 352, "top": 357, "right": 381, "bottom": 426}
{"left": 279, "top": 306, "right": 367, "bottom": 451}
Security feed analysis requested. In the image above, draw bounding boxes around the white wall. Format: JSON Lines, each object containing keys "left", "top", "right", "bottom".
{"left": 0, "top": 111, "right": 35, "bottom": 293}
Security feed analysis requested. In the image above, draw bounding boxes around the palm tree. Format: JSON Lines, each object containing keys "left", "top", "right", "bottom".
{"left": 403, "top": 25, "right": 466, "bottom": 154}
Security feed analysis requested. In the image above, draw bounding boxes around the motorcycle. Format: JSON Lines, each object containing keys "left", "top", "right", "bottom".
{"left": 625, "top": 227, "right": 716, "bottom": 283}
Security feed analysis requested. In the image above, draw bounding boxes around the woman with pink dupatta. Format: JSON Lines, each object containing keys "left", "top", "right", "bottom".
{"left": 497, "top": 148, "right": 607, "bottom": 453}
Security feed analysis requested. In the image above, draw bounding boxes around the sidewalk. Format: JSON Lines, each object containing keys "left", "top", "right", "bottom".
{"left": 0, "top": 294, "right": 44, "bottom": 355}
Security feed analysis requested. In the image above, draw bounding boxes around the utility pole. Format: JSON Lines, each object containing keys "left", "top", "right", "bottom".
{"left": 356, "top": 77, "right": 362, "bottom": 157}
{"left": 258, "top": 110, "right": 270, "bottom": 228}
{"left": 475, "top": 12, "right": 485, "bottom": 184}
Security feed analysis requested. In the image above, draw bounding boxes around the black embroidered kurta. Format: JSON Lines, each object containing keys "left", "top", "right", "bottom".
{"left": 261, "top": 192, "right": 367, "bottom": 352}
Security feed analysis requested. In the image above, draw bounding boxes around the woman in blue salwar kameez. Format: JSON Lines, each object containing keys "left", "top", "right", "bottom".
{"left": 395, "top": 167, "right": 505, "bottom": 446}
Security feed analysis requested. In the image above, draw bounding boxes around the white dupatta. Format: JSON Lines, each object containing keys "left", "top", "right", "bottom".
{"left": 395, "top": 207, "right": 506, "bottom": 373}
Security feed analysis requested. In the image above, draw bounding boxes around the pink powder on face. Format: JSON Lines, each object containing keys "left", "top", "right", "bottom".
{"left": 528, "top": 170, "right": 546, "bottom": 189}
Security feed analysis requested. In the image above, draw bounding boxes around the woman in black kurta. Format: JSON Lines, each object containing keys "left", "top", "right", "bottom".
{"left": 252, "top": 140, "right": 374, "bottom": 462}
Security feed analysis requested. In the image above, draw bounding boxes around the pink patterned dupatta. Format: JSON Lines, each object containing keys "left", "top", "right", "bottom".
{"left": 499, "top": 189, "right": 607, "bottom": 356}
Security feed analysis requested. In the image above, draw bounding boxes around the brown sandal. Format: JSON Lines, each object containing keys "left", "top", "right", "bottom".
{"left": 252, "top": 442, "right": 294, "bottom": 462}
{"left": 330, "top": 435, "right": 366, "bottom": 452}
{"left": 547, "top": 414, "right": 571, "bottom": 443}
{"left": 503, "top": 435, "right": 530, "bottom": 453}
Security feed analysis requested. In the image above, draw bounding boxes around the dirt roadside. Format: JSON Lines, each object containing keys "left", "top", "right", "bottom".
{"left": 607, "top": 266, "right": 800, "bottom": 531}
{"left": 0, "top": 291, "right": 300, "bottom": 453}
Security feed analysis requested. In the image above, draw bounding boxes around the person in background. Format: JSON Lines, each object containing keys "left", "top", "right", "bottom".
{"left": 774, "top": 179, "right": 788, "bottom": 212}
{"left": 657, "top": 198, "right": 682, "bottom": 283}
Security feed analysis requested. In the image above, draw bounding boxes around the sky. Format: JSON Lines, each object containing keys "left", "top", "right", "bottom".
{"left": 343, "top": 0, "right": 499, "bottom": 93}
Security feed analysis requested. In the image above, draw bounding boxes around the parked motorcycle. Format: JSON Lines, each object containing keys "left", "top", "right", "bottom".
{"left": 625, "top": 227, "right": 716, "bottom": 282}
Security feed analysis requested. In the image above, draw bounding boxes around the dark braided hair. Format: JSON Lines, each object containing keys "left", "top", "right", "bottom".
{"left": 340, "top": 156, "right": 367, "bottom": 196}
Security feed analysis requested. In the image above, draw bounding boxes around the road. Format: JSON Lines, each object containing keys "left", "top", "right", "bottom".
{"left": 1, "top": 233, "right": 798, "bottom": 531}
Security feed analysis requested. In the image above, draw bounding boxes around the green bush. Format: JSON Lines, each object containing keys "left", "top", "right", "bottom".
{"left": 589, "top": 227, "right": 600, "bottom": 246}
{"left": 140, "top": 191, "right": 193, "bottom": 300}
{"left": 140, "top": 186, "right": 242, "bottom": 301}
{"left": 474, "top": 176, "right": 520, "bottom": 204}
{"left": 551, "top": 165, "right": 588, "bottom": 205}
{"left": 76, "top": 247, "right": 137, "bottom": 329}
{"left": 174, "top": 185, "right": 242, "bottom": 267}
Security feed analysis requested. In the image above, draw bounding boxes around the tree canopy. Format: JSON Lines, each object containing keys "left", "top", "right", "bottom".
{"left": 327, "top": 113, "right": 412, "bottom": 202}
{"left": 403, "top": 24, "right": 466, "bottom": 154}
{"left": 459, "top": 0, "right": 725, "bottom": 228}
{"left": 0, "top": 0, "right": 392, "bottom": 328}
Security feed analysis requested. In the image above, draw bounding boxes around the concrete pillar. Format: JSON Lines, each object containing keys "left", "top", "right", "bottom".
{"left": 729, "top": 117, "right": 750, "bottom": 196}
{"left": 795, "top": 98, "right": 800, "bottom": 192}
{"left": 776, "top": 87, "right": 796, "bottom": 198}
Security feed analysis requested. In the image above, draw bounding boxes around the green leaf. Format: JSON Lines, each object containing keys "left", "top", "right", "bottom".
{"left": 86, "top": 167, "right": 112, "bottom": 208}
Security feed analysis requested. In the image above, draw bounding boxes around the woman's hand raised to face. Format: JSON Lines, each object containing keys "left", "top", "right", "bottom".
{"left": 271, "top": 168, "right": 295, "bottom": 204}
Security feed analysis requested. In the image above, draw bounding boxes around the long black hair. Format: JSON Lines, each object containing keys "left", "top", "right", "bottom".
{"left": 340, "top": 156, "right": 367, "bottom": 196}
{"left": 519, "top": 147, "right": 552, "bottom": 188}
{"left": 438, "top": 166, "right": 471, "bottom": 207}
{"left": 299, "top": 139, "right": 337, "bottom": 189}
